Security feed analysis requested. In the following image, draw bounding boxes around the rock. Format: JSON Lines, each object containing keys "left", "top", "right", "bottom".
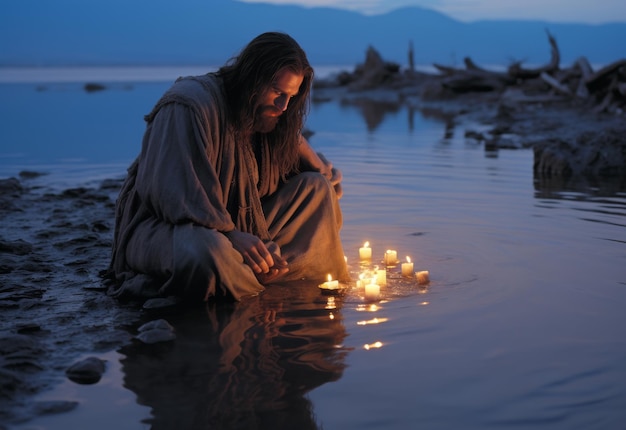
{"left": 65, "top": 356, "right": 106, "bottom": 384}
{"left": 533, "top": 128, "right": 626, "bottom": 178}
{"left": 135, "top": 319, "right": 176, "bottom": 344}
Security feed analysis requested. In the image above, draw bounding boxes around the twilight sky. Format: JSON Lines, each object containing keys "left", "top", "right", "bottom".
{"left": 236, "top": 0, "right": 626, "bottom": 24}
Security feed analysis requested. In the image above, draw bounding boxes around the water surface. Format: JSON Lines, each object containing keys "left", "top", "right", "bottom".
{"left": 1, "top": 73, "right": 625, "bottom": 429}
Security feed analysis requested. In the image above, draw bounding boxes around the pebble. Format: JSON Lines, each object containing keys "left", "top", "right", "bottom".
{"left": 135, "top": 319, "right": 176, "bottom": 344}
{"left": 65, "top": 356, "right": 106, "bottom": 384}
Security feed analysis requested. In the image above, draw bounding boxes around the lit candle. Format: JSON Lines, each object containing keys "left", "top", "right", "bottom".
{"left": 320, "top": 274, "right": 339, "bottom": 290}
{"left": 375, "top": 266, "right": 387, "bottom": 286}
{"left": 384, "top": 249, "right": 398, "bottom": 266}
{"left": 356, "top": 272, "right": 366, "bottom": 288}
{"left": 364, "top": 278, "right": 380, "bottom": 301}
{"left": 416, "top": 270, "right": 430, "bottom": 285}
{"left": 359, "top": 241, "right": 372, "bottom": 261}
{"left": 401, "top": 256, "right": 414, "bottom": 277}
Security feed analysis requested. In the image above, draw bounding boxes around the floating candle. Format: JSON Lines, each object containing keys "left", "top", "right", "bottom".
{"left": 359, "top": 241, "right": 372, "bottom": 261}
{"left": 375, "top": 266, "right": 387, "bottom": 286}
{"left": 364, "top": 278, "right": 380, "bottom": 301}
{"left": 356, "top": 272, "right": 366, "bottom": 288}
{"left": 401, "top": 256, "right": 414, "bottom": 277}
{"left": 416, "top": 270, "right": 430, "bottom": 285}
{"left": 384, "top": 249, "right": 398, "bottom": 266}
{"left": 319, "top": 274, "right": 339, "bottom": 290}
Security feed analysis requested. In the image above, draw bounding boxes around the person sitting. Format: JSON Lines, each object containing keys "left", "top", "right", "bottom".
{"left": 107, "top": 32, "right": 350, "bottom": 302}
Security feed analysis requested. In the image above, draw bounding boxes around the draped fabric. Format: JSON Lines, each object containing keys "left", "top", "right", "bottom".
{"left": 108, "top": 73, "right": 350, "bottom": 301}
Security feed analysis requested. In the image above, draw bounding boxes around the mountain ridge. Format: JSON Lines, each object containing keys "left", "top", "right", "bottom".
{"left": 1, "top": 0, "right": 623, "bottom": 67}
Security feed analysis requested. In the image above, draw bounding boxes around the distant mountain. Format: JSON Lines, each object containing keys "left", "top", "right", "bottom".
{"left": 1, "top": 0, "right": 624, "bottom": 68}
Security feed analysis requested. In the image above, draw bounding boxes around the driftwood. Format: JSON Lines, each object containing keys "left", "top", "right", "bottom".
{"left": 508, "top": 30, "right": 560, "bottom": 79}
{"left": 314, "top": 32, "right": 625, "bottom": 115}
{"left": 585, "top": 58, "right": 626, "bottom": 90}
{"left": 540, "top": 72, "right": 572, "bottom": 96}
{"left": 429, "top": 31, "right": 625, "bottom": 114}
{"left": 432, "top": 63, "right": 459, "bottom": 76}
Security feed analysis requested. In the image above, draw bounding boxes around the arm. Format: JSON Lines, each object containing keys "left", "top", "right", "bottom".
{"left": 298, "top": 135, "right": 333, "bottom": 179}
{"left": 298, "top": 135, "right": 344, "bottom": 198}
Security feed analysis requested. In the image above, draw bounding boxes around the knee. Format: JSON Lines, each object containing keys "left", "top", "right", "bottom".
{"left": 174, "top": 228, "right": 234, "bottom": 274}
{"left": 294, "top": 171, "right": 334, "bottom": 196}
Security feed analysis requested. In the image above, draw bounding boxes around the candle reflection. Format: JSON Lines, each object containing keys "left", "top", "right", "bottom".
{"left": 357, "top": 317, "right": 389, "bottom": 325}
{"left": 355, "top": 304, "right": 381, "bottom": 312}
{"left": 325, "top": 296, "right": 336, "bottom": 309}
{"left": 363, "top": 341, "right": 383, "bottom": 350}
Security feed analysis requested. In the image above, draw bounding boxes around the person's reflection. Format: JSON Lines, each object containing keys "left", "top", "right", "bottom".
{"left": 119, "top": 283, "right": 349, "bottom": 429}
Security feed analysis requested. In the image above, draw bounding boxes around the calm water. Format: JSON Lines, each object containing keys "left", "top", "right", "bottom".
{"left": 1, "top": 70, "right": 625, "bottom": 429}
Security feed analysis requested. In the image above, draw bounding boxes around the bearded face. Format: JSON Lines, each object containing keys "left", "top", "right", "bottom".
{"left": 252, "top": 104, "right": 282, "bottom": 133}
{"left": 251, "top": 69, "right": 304, "bottom": 134}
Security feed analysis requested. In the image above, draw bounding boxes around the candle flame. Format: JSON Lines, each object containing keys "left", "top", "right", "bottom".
{"left": 327, "top": 274, "right": 332, "bottom": 282}
{"left": 406, "top": 256, "right": 411, "bottom": 263}
{"left": 363, "top": 241, "right": 370, "bottom": 248}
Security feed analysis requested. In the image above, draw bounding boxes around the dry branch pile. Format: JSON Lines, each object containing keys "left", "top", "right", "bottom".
{"left": 435, "top": 31, "right": 626, "bottom": 115}
{"left": 316, "top": 31, "right": 626, "bottom": 115}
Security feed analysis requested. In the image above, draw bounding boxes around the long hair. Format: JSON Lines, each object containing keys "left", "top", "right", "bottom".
{"left": 218, "top": 32, "right": 314, "bottom": 178}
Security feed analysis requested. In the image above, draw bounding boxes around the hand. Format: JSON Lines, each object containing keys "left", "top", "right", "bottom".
{"left": 329, "top": 166, "right": 343, "bottom": 199}
{"left": 224, "top": 231, "right": 289, "bottom": 282}
{"left": 255, "top": 252, "right": 289, "bottom": 284}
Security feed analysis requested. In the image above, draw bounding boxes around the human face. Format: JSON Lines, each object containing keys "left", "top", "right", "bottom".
{"left": 252, "top": 68, "right": 304, "bottom": 133}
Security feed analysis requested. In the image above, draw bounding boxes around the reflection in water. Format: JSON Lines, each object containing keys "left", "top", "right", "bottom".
{"left": 534, "top": 170, "right": 626, "bottom": 198}
{"left": 119, "top": 284, "right": 350, "bottom": 430}
{"left": 340, "top": 98, "right": 401, "bottom": 132}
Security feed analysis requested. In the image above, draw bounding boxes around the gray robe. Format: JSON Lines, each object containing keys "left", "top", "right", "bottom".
{"left": 108, "top": 73, "right": 349, "bottom": 301}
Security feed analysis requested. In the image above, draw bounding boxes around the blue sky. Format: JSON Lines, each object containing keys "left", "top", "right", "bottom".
{"left": 236, "top": 0, "right": 626, "bottom": 23}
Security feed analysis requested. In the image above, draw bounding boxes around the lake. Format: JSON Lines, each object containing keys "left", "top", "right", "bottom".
{"left": 1, "top": 68, "right": 625, "bottom": 429}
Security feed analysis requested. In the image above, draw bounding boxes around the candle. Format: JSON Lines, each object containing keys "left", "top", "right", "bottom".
{"left": 401, "top": 256, "right": 414, "bottom": 277}
{"left": 356, "top": 272, "right": 366, "bottom": 288}
{"left": 359, "top": 241, "right": 372, "bottom": 261}
{"left": 375, "top": 266, "right": 387, "bottom": 286}
{"left": 416, "top": 270, "right": 430, "bottom": 285}
{"left": 384, "top": 249, "right": 397, "bottom": 266}
{"left": 364, "top": 278, "right": 380, "bottom": 301}
{"left": 320, "top": 274, "right": 339, "bottom": 290}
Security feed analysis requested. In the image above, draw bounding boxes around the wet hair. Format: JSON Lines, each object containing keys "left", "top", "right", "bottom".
{"left": 218, "top": 32, "right": 314, "bottom": 177}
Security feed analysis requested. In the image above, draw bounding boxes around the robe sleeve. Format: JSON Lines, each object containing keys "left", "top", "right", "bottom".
{"left": 134, "top": 102, "right": 235, "bottom": 232}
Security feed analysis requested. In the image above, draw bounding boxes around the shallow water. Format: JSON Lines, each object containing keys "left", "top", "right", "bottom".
{"left": 1, "top": 74, "right": 625, "bottom": 429}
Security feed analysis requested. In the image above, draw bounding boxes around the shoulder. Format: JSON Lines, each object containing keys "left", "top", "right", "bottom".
{"left": 168, "top": 73, "right": 224, "bottom": 106}
{"left": 146, "top": 73, "right": 226, "bottom": 123}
